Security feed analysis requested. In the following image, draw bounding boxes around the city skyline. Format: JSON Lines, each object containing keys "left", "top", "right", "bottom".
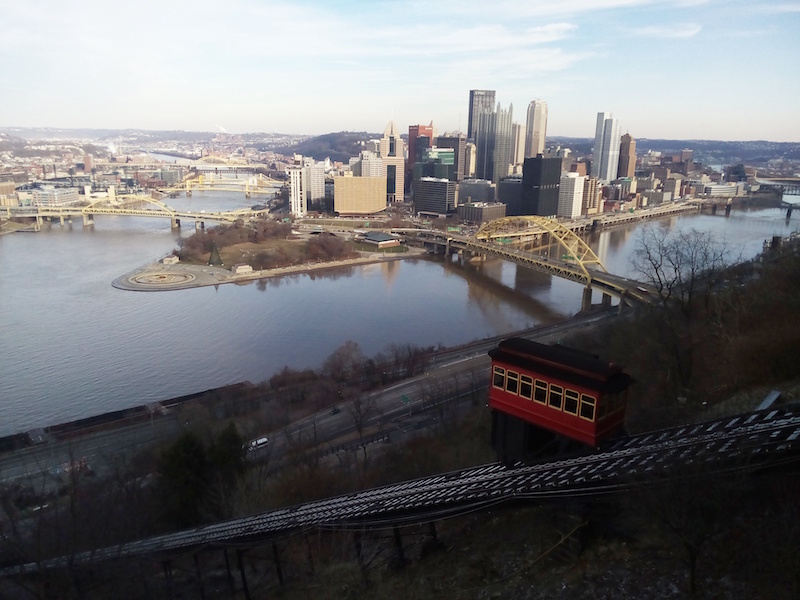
{"left": 2, "top": 0, "right": 799, "bottom": 142}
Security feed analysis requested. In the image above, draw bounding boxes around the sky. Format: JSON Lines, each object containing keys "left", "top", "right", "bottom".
{"left": 1, "top": 0, "right": 799, "bottom": 141}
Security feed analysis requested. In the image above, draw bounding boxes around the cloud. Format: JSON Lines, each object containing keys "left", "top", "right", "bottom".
{"left": 633, "top": 23, "right": 703, "bottom": 38}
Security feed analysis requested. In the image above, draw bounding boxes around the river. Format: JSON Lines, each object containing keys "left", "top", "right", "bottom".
{"left": 1, "top": 193, "right": 797, "bottom": 436}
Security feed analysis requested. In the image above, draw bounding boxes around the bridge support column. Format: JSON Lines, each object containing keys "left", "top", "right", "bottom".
{"left": 59, "top": 215, "right": 65, "bottom": 226}
{"left": 82, "top": 213, "right": 94, "bottom": 226}
{"left": 36, "top": 216, "right": 43, "bottom": 228}
{"left": 581, "top": 286, "right": 593, "bottom": 311}
{"left": 602, "top": 293, "right": 612, "bottom": 307}
{"left": 787, "top": 206, "right": 793, "bottom": 220}
{"left": 725, "top": 204, "right": 731, "bottom": 217}
{"left": 171, "top": 217, "right": 181, "bottom": 229}
{"left": 618, "top": 291, "right": 627, "bottom": 314}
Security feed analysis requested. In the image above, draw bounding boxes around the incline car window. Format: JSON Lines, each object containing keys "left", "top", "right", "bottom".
{"left": 564, "top": 389, "right": 579, "bottom": 415}
{"left": 580, "top": 394, "right": 596, "bottom": 421}
{"left": 549, "top": 384, "right": 563, "bottom": 410}
{"left": 506, "top": 371, "right": 519, "bottom": 394}
{"left": 520, "top": 375, "right": 533, "bottom": 400}
{"left": 493, "top": 366, "right": 505, "bottom": 389}
{"left": 534, "top": 380, "right": 548, "bottom": 403}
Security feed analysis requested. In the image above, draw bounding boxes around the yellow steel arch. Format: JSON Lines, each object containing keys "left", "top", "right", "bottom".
{"left": 473, "top": 216, "right": 606, "bottom": 278}
{"left": 82, "top": 195, "right": 176, "bottom": 214}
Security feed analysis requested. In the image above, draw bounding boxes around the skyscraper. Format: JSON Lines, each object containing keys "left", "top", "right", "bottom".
{"left": 493, "top": 103, "right": 514, "bottom": 183}
{"left": 524, "top": 100, "right": 548, "bottom": 158}
{"left": 475, "top": 102, "right": 514, "bottom": 185}
{"left": 592, "top": 112, "right": 621, "bottom": 182}
{"left": 511, "top": 123, "right": 525, "bottom": 165}
{"left": 287, "top": 165, "right": 306, "bottom": 217}
{"left": 379, "top": 121, "right": 405, "bottom": 203}
{"left": 617, "top": 133, "right": 636, "bottom": 179}
{"left": 515, "top": 155, "right": 561, "bottom": 216}
{"left": 407, "top": 123, "right": 435, "bottom": 190}
{"left": 436, "top": 133, "right": 467, "bottom": 181}
{"left": 467, "top": 89, "right": 496, "bottom": 141}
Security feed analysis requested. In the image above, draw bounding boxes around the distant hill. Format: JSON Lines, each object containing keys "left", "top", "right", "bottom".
{"left": 272, "top": 131, "right": 379, "bottom": 163}
{"left": 547, "top": 137, "right": 800, "bottom": 166}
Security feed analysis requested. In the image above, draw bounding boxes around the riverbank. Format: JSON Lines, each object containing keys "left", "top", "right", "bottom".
{"left": 112, "top": 246, "right": 428, "bottom": 291}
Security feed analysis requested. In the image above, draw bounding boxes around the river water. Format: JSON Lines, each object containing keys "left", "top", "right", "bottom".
{"left": 1, "top": 193, "right": 797, "bottom": 436}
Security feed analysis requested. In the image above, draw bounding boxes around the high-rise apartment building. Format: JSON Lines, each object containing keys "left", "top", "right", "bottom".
{"left": 379, "top": 121, "right": 405, "bottom": 203}
{"left": 287, "top": 165, "right": 306, "bottom": 217}
{"left": 467, "top": 89, "right": 496, "bottom": 141}
{"left": 617, "top": 133, "right": 636, "bottom": 179}
{"left": 524, "top": 100, "right": 548, "bottom": 158}
{"left": 592, "top": 112, "right": 621, "bottom": 182}
{"left": 303, "top": 160, "right": 326, "bottom": 203}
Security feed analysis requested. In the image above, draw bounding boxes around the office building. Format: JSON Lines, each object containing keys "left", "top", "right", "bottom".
{"left": 408, "top": 123, "right": 434, "bottom": 164}
{"left": 524, "top": 100, "right": 548, "bottom": 158}
{"left": 617, "top": 133, "right": 636, "bottom": 179}
{"left": 333, "top": 174, "right": 387, "bottom": 215}
{"left": 467, "top": 89, "right": 496, "bottom": 141}
{"left": 512, "top": 123, "right": 525, "bottom": 165}
{"left": 497, "top": 176, "right": 522, "bottom": 213}
{"left": 458, "top": 201, "right": 506, "bottom": 224}
{"left": 517, "top": 155, "right": 561, "bottom": 216}
{"left": 558, "top": 173, "right": 585, "bottom": 218}
{"left": 464, "top": 142, "right": 477, "bottom": 178}
{"left": 436, "top": 133, "right": 467, "bottom": 181}
{"left": 592, "top": 112, "right": 621, "bottom": 182}
{"left": 379, "top": 121, "right": 405, "bottom": 203}
{"left": 414, "top": 177, "right": 457, "bottom": 216}
{"left": 582, "top": 177, "right": 602, "bottom": 215}
{"left": 475, "top": 102, "right": 514, "bottom": 185}
{"left": 412, "top": 147, "right": 456, "bottom": 184}
{"left": 458, "top": 178, "right": 494, "bottom": 203}
{"left": 31, "top": 186, "right": 79, "bottom": 207}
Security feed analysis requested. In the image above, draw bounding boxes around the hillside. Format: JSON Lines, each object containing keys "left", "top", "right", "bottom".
{"left": 272, "top": 131, "right": 379, "bottom": 162}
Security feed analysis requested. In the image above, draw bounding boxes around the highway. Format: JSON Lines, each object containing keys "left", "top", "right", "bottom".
{"left": 0, "top": 309, "right": 617, "bottom": 495}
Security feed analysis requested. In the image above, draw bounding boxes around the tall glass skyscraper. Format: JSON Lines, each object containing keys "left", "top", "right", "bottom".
{"left": 525, "top": 100, "right": 548, "bottom": 158}
{"left": 468, "top": 90, "right": 496, "bottom": 141}
{"left": 592, "top": 112, "right": 621, "bottom": 182}
{"left": 475, "top": 102, "right": 514, "bottom": 185}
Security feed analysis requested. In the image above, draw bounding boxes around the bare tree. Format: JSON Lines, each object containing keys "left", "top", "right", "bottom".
{"left": 630, "top": 226, "right": 738, "bottom": 402}
{"left": 631, "top": 226, "right": 737, "bottom": 320}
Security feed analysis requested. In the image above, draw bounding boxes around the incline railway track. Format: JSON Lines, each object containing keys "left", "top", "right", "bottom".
{"left": 5, "top": 403, "right": 799, "bottom": 576}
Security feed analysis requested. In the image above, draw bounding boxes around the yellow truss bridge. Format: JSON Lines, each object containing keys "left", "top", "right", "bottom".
{"left": 405, "top": 216, "right": 652, "bottom": 307}
{"left": 173, "top": 174, "right": 284, "bottom": 198}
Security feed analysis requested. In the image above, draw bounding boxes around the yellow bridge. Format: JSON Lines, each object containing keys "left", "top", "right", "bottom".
{"left": 3, "top": 196, "right": 265, "bottom": 229}
{"left": 404, "top": 216, "right": 653, "bottom": 308}
{"left": 176, "top": 174, "right": 284, "bottom": 198}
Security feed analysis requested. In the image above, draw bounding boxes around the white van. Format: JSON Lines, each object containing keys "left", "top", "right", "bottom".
{"left": 248, "top": 437, "right": 268, "bottom": 451}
